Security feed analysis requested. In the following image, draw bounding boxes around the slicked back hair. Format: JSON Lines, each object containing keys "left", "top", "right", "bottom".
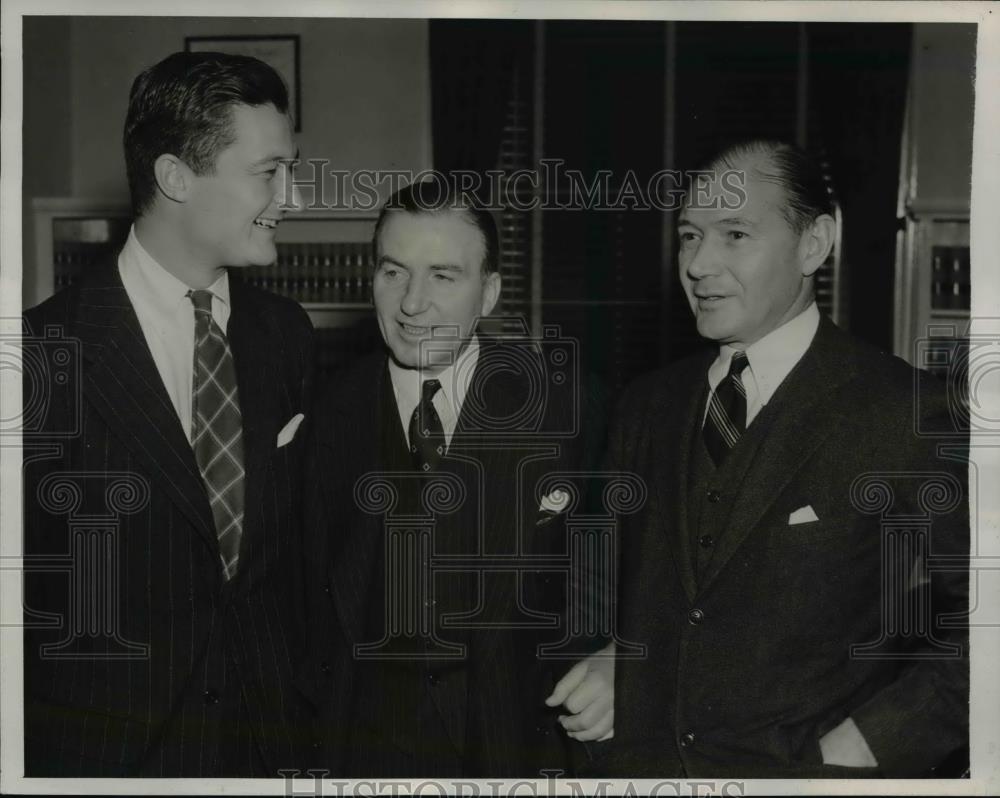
{"left": 699, "top": 139, "right": 836, "bottom": 234}
{"left": 372, "top": 177, "right": 500, "bottom": 277}
{"left": 124, "top": 50, "right": 290, "bottom": 216}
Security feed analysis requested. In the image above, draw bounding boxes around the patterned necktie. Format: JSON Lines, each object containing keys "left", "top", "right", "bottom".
{"left": 188, "top": 289, "right": 245, "bottom": 580}
{"left": 703, "top": 350, "right": 750, "bottom": 466}
{"left": 409, "top": 378, "right": 445, "bottom": 472}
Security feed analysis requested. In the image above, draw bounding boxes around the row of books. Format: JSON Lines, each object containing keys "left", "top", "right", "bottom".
{"left": 241, "top": 242, "right": 375, "bottom": 304}
{"left": 51, "top": 240, "right": 377, "bottom": 305}
{"left": 52, "top": 241, "right": 122, "bottom": 290}
{"left": 931, "top": 246, "right": 971, "bottom": 311}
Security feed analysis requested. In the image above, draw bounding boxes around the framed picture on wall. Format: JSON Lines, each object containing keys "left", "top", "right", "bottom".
{"left": 185, "top": 34, "right": 301, "bottom": 131}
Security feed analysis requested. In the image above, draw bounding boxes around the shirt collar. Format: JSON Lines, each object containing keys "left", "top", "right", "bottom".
{"left": 708, "top": 301, "right": 820, "bottom": 406}
{"left": 121, "top": 225, "right": 231, "bottom": 312}
{"left": 388, "top": 334, "right": 481, "bottom": 419}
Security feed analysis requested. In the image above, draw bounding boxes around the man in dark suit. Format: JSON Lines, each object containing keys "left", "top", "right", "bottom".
{"left": 300, "top": 181, "right": 613, "bottom": 777}
{"left": 23, "top": 51, "right": 314, "bottom": 777}
{"left": 599, "top": 140, "right": 968, "bottom": 777}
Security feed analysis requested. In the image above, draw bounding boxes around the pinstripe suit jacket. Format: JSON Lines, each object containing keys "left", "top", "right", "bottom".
{"left": 299, "top": 343, "right": 605, "bottom": 777}
{"left": 22, "top": 260, "right": 315, "bottom": 777}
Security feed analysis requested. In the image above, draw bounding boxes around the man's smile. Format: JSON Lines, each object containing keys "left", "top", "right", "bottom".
{"left": 253, "top": 216, "right": 279, "bottom": 230}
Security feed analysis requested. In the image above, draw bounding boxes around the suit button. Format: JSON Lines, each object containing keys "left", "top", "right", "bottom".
{"left": 699, "top": 534, "right": 714, "bottom": 548}
{"left": 680, "top": 731, "right": 695, "bottom": 747}
{"left": 320, "top": 661, "right": 332, "bottom": 675}
{"left": 536, "top": 724, "right": 550, "bottom": 737}
{"left": 203, "top": 689, "right": 220, "bottom": 705}
{"left": 688, "top": 608, "right": 705, "bottom": 625}
{"left": 706, "top": 490, "right": 721, "bottom": 503}
{"left": 428, "top": 672, "right": 440, "bottom": 686}
{"left": 323, "top": 582, "right": 332, "bottom": 598}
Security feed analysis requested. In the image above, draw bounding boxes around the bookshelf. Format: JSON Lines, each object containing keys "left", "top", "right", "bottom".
{"left": 31, "top": 198, "right": 382, "bottom": 375}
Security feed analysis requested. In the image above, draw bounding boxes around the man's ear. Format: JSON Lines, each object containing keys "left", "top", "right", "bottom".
{"left": 480, "top": 271, "right": 502, "bottom": 317}
{"left": 153, "top": 154, "right": 191, "bottom": 204}
{"left": 799, "top": 213, "right": 836, "bottom": 277}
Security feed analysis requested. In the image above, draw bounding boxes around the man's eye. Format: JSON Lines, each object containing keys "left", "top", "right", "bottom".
{"left": 729, "top": 230, "right": 748, "bottom": 241}
{"left": 433, "top": 273, "right": 455, "bottom": 282}
{"left": 679, "top": 232, "right": 699, "bottom": 244}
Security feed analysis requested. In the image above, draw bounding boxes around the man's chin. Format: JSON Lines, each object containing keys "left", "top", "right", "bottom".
{"left": 238, "top": 242, "right": 279, "bottom": 268}
{"left": 696, "top": 316, "right": 735, "bottom": 344}
{"left": 385, "top": 340, "right": 421, "bottom": 371}
{"left": 386, "top": 340, "right": 462, "bottom": 374}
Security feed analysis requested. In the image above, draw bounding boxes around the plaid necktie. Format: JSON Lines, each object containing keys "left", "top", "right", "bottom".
{"left": 188, "top": 289, "right": 245, "bottom": 580}
{"left": 409, "top": 378, "right": 445, "bottom": 472}
{"left": 703, "top": 350, "right": 750, "bottom": 466}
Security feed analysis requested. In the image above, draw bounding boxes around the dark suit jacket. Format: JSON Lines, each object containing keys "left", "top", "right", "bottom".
{"left": 22, "top": 260, "right": 316, "bottom": 777}
{"left": 299, "top": 340, "right": 605, "bottom": 777}
{"left": 595, "top": 316, "right": 968, "bottom": 778}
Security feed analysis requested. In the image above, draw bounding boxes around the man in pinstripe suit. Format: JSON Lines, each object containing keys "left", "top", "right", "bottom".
{"left": 23, "top": 51, "right": 315, "bottom": 776}
{"left": 299, "top": 180, "right": 614, "bottom": 777}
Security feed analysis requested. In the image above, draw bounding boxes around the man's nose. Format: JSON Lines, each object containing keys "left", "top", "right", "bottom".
{"left": 400, "top": 276, "right": 429, "bottom": 316}
{"left": 684, "top": 240, "right": 719, "bottom": 280}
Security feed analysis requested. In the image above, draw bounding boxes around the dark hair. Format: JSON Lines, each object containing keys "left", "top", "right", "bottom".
{"left": 124, "top": 51, "right": 290, "bottom": 216}
{"left": 699, "top": 139, "right": 836, "bottom": 233}
{"left": 372, "top": 176, "right": 500, "bottom": 276}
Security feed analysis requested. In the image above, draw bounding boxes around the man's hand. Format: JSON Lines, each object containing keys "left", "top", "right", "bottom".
{"left": 545, "top": 642, "right": 615, "bottom": 742}
{"left": 818, "top": 717, "right": 878, "bottom": 768}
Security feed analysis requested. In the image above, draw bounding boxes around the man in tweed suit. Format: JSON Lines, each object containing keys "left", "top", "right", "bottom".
{"left": 595, "top": 140, "right": 968, "bottom": 777}
{"left": 300, "top": 180, "right": 613, "bottom": 777}
{"left": 23, "top": 51, "right": 315, "bottom": 776}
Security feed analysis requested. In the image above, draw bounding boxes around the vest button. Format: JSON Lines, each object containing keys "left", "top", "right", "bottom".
{"left": 699, "top": 534, "right": 715, "bottom": 548}
{"left": 680, "top": 731, "right": 696, "bottom": 747}
{"left": 203, "top": 689, "right": 220, "bottom": 705}
{"left": 706, "top": 489, "right": 721, "bottom": 503}
{"left": 428, "top": 672, "right": 440, "bottom": 686}
{"left": 688, "top": 608, "right": 705, "bottom": 625}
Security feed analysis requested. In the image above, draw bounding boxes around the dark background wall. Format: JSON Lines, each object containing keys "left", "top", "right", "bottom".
{"left": 22, "top": 18, "right": 977, "bottom": 395}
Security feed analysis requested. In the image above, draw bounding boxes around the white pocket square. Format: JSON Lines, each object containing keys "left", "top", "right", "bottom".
{"left": 788, "top": 505, "right": 819, "bottom": 525}
{"left": 276, "top": 413, "right": 305, "bottom": 448}
{"left": 538, "top": 488, "right": 571, "bottom": 517}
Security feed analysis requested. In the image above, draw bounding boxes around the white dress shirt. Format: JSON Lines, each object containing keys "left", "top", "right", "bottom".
{"left": 388, "top": 334, "right": 480, "bottom": 449}
{"left": 118, "top": 226, "right": 232, "bottom": 442}
{"left": 705, "top": 302, "right": 820, "bottom": 428}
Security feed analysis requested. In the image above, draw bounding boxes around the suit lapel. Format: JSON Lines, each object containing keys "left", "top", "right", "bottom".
{"left": 697, "top": 317, "right": 859, "bottom": 592}
{"left": 449, "top": 340, "right": 565, "bottom": 643}
{"left": 226, "top": 279, "right": 280, "bottom": 578}
{"left": 76, "top": 263, "right": 216, "bottom": 548}
{"left": 652, "top": 354, "right": 713, "bottom": 604}
{"left": 328, "top": 355, "right": 390, "bottom": 644}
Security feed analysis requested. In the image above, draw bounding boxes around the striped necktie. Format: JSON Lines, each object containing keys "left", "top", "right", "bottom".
{"left": 703, "top": 350, "right": 749, "bottom": 466}
{"left": 188, "top": 289, "right": 245, "bottom": 580}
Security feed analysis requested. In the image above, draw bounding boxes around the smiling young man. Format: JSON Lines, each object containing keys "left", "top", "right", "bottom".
{"left": 23, "top": 51, "right": 315, "bottom": 776}
{"left": 598, "top": 140, "right": 968, "bottom": 778}
{"left": 300, "top": 180, "right": 612, "bottom": 777}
